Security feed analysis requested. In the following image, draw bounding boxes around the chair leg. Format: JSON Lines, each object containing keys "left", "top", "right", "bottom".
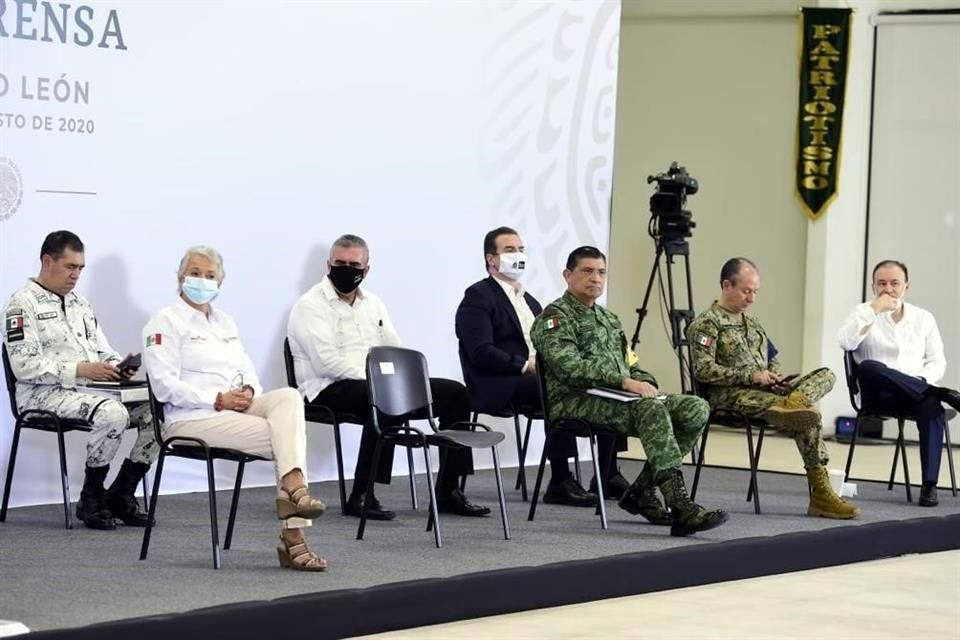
{"left": 527, "top": 443, "right": 549, "bottom": 522}
{"left": 224, "top": 461, "right": 245, "bottom": 551}
{"left": 744, "top": 421, "right": 761, "bottom": 514}
{"left": 945, "top": 422, "right": 957, "bottom": 497}
{"left": 747, "top": 426, "right": 766, "bottom": 502}
{"left": 140, "top": 450, "right": 166, "bottom": 561}
{"left": 899, "top": 420, "right": 912, "bottom": 503}
{"left": 356, "top": 437, "right": 383, "bottom": 541}
{"left": 462, "top": 413, "right": 479, "bottom": 493}
{"left": 406, "top": 446, "right": 419, "bottom": 510}
{"left": 844, "top": 414, "right": 861, "bottom": 482}
{"left": 55, "top": 423, "right": 73, "bottom": 530}
{"left": 573, "top": 453, "right": 582, "bottom": 484}
{"left": 519, "top": 418, "right": 533, "bottom": 484}
{"left": 333, "top": 422, "right": 347, "bottom": 515}
{"left": 512, "top": 414, "right": 528, "bottom": 502}
{"left": 423, "top": 445, "right": 441, "bottom": 548}
{"left": 690, "top": 423, "right": 710, "bottom": 501}
{"left": 141, "top": 476, "right": 150, "bottom": 514}
{"left": 888, "top": 431, "right": 900, "bottom": 491}
{"left": 0, "top": 423, "right": 23, "bottom": 522}
{"left": 491, "top": 446, "right": 510, "bottom": 541}
{"left": 205, "top": 455, "right": 222, "bottom": 570}
{"left": 588, "top": 434, "right": 607, "bottom": 529}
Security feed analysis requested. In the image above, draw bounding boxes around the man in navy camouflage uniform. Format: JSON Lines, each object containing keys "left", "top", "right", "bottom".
{"left": 3, "top": 231, "right": 157, "bottom": 529}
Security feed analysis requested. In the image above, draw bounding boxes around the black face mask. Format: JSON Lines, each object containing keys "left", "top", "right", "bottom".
{"left": 328, "top": 265, "right": 365, "bottom": 294}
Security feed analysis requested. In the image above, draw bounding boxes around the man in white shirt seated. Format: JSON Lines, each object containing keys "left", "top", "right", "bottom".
{"left": 839, "top": 260, "right": 960, "bottom": 507}
{"left": 288, "top": 234, "right": 490, "bottom": 521}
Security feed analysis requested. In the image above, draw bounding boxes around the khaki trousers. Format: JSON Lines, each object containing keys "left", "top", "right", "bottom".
{"left": 169, "top": 388, "right": 312, "bottom": 529}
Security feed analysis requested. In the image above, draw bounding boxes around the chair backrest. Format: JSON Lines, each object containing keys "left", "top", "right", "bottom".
{"left": 842, "top": 351, "right": 861, "bottom": 412}
{"left": 533, "top": 352, "right": 552, "bottom": 423}
{"left": 365, "top": 346, "right": 433, "bottom": 428}
{"left": 1, "top": 343, "right": 21, "bottom": 420}
{"left": 282, "top": 338, "right": 297, "bottom": 389}
{"left": 144, "top": 375, "right": 167, "bottom": 445}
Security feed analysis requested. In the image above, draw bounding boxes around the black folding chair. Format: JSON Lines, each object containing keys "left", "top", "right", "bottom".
{"left": 527, "top": 353, "right": 617, "bottom": 529}
{"left": 356, "top": 346, "right": 510, "bottom": 548}
{"left": 1, "top": 344, "right": 148, "bottom": 529}
{"left": 283, "top": 338, "right": 419, "bottom": 514}
{"left": 457, "top": 349, "right": 547, "bottom": 502}
{"left": 139, "top": 377, "right": 269, "bottom": 569}
{"left": 841, "top": 352, "right": 957, "bottom": 502}
{"left": 689, "top": 381, "right": 768, "bottom": 515}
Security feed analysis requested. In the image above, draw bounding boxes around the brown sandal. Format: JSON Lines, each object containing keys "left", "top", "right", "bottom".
{"left": 276, "top": 536, "right": 327, "bottom": 572}
{"left": 277, "top": 486, "right": 326, "bottom": 520}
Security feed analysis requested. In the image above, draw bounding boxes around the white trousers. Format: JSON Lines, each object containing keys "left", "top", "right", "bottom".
{"left": 168, "top": 388, "right": 312, "bottom": 529}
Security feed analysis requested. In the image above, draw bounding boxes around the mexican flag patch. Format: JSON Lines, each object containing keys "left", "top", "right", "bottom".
{"left": 5, "top": 316, "right": 23, "bottom": 330}
{"left": 697, "top": 335, "right": 713, "bottom": 348}
{"left": 146, "top": 333, "right": 162, "bottom": 347}
{"left": 545, "top": 317, "right": 561, "bottom": 330}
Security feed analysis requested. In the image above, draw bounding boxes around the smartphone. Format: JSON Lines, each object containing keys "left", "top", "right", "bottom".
{"left": 117, "top": 353, "right": 142, "bottom": 371}
{"left": 767, "top": 373, "right": 799, "bottom": 388}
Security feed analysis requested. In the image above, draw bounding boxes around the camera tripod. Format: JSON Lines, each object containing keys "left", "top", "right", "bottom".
{"left": 629, "top": 238, "right": 696, "bottom": 394}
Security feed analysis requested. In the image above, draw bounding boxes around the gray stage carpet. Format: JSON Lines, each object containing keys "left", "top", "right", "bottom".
{"left": 2, "top": 460, "right": 957, "bottom": 632}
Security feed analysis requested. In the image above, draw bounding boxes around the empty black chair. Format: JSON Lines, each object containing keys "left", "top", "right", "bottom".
{"left": 282, "top": 338, "right": 419, "bottom": 514}
{"left": 1, "top": 343, "right": 147, "bottom": 529}
{"left": 356, "top": 346, "right": 509, "bottom": 547}
{"left": 689, "top": 381, "right": 769, "bottom": 515}
{"left": 841, "top": 351, "right": 956, "bottom": 502}
{"left": 527, "top": 353, "right": 617, "bottom": 528}
{"left": 139, "top": 377, "right": 269, "bottom": 569}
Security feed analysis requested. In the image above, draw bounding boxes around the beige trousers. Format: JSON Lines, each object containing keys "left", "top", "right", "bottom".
{"left": 168, "top": 388, "right": 312, "bottom": 529}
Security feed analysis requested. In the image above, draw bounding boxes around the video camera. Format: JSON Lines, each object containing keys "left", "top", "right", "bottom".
{"left": 647, "top": 162, "right": 698, "bottom": 244}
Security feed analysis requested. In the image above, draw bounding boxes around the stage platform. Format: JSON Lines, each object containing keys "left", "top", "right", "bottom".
{"left": 3, "top": 459, "right": 959, "bottom": 639}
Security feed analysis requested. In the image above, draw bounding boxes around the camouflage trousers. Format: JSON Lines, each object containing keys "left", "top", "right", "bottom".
{"left": 552, "top": 393, "right": 709, "bottom": 475}
{"left": 707, "top": 367, "right": 836, "bottom": 469}
{"left": 18, "top": 387, "right": 158, "bottom": 468}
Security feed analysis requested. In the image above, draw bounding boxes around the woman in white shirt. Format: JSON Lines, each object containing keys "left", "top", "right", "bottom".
{"left": 143, "top": 246, "right": 327, "bottom": 571}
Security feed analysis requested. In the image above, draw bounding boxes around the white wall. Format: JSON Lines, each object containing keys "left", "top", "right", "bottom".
{"left": 0, "top": 0, "right": 620, "bottom": 506}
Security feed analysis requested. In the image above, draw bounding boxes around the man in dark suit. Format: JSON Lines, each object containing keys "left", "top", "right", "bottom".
{"left": 455, "top": 227, "right": 628, "bottom": 506}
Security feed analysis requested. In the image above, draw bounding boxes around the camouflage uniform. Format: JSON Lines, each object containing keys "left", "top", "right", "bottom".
{"left": 3, "top": 279, "right": 157, "bottom": 467}
{"left": 531, "top": 291, "right": 709, "bottom": 476}
{"left": 687, "top": 301, "right": 834, "bottom": 469}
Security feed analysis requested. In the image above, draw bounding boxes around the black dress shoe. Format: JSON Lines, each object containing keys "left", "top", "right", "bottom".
{"left": 544, "top": 477, "right": 598, "bottom": 507}
{"left": 919, "top": 485, "right": 939, "bottom": 507}
{"left": 589, "top": 472, "right": 630, "bottom": 500}
{"left": 345, "top": 493, "right": 396, "bottom": 521}
{"left": 934, "top": 387, "right": 960, "bottom": 413}
{"left": 436, "top": 488, "right": 491, "bottom": 517}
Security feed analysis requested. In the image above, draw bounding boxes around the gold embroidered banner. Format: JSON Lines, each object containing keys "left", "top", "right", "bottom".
{"left": 796, "top": 7, "right": 852, "bottom": 220}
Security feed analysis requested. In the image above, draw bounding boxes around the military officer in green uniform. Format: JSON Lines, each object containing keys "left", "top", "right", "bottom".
{"left": 531, "top": 246, "right": 728, "bottom": 537}
{"left": 687, "top": 257, "right": 859, "bottom": 519}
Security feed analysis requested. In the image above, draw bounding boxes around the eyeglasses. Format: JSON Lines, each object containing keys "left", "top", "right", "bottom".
{"left": 230, "top": 371, "right": 244, "bottom": 391}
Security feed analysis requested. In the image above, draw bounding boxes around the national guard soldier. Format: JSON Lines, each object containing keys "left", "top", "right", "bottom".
{"left": 687, "top": 257, "right": 859, "bottom": 519}
{"left": 3, "top": 231, "right": 157, "bottom": 530}
{"left": 531, "top": 246, "right": 728, "bottom": 537}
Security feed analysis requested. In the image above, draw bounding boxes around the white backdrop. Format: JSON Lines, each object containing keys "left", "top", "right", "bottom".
{"left": 0, "top": 0, "right": 619, "bottom": 506}
{"left": 867, "top": 16, "right": 960, "bottom": 395}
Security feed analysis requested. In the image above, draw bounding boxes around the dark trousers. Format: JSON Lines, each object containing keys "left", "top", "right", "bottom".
{"left": 857, "top": 359, "right": 946, "bottom": 484}
{"left": 510, "top": 375, "right": 626, "bottom": 483}
{"left": 310, "top": 378, "right": 472, "bottom": 494}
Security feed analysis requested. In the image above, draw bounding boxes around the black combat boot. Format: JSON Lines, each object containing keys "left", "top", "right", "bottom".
{"left": 617, "top": 461, "right": 671, "bottom": 525}
{"left": 655, "top": 467, "right": 729, "bottom": 537}
{"left": 104, "top": 459, "right": 151, "bottom": 526}
{"left": 76, "top": 465, "right": 116, "bottom": 530}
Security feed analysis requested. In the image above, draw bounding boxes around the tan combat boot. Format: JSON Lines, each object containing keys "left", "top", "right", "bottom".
{"left": 806, "top": 466, "right": 861, "bottom": 519}
{"left": 764, "top": 390, "right": 820, "bottom": 432}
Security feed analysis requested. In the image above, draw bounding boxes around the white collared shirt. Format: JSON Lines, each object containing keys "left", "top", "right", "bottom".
{"left": 143, "top": 297, "right": 263, "bottom": 424}
{"left": 287, "top": 277, "right": 402, "bottom": 401}
{"left": 838, "top": 301, "right": 946, "bottom": 384}
{"left": 492, "top": 275, "right": 536, "bottom": 360}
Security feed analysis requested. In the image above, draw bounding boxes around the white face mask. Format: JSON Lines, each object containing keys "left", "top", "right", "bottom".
{"left": 498, "top": 252, "right": 529, "bottom": 280}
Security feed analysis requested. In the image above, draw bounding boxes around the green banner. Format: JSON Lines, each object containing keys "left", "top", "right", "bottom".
{"left": 796, "top": 7, "right": 852, "bottom": 220}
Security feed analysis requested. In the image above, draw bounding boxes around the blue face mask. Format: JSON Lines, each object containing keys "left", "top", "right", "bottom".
{"left": 182, "top": 276, "right": 219, "bottom": 305}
